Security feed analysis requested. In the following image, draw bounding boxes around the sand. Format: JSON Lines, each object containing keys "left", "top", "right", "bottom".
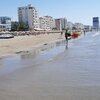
{"left": 0, "top": 33, "right": 64, "bottom": 58}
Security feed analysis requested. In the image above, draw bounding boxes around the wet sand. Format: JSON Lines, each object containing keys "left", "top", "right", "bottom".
{"left": 0, "top": 33, "right": 64, "bottom": 58}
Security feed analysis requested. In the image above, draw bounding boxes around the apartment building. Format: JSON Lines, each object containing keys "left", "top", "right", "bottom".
{"left": 0, "top": 17, "right": 11, "bottom": 31}
{"left": 39, "top": 16, "right": 55, "bottom": 31}
{"left": 18, "top": 4, "right": 39, "bottom": 30}
{"left": 39, "top": 17, "right": 46, "bottom": 30}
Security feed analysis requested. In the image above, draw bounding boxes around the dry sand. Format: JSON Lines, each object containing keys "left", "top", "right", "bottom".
{"left": 0, "top": 33, "right": 64, "bottom": 58}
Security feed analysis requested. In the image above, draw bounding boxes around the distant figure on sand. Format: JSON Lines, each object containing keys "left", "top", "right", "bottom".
{"left": 84, "top": 30, "right": 85, "bottom": 36}
{"left": 60, "top": 31, "right": 63, "bottom": 38}
{"left": 61, "top": 31, "right": 63, "bottom": 36}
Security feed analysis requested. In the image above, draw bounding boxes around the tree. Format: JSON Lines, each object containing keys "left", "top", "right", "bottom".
{"left": 11, "top": 22, "right": 19, "bottom": 31}
{"left": 17, "top": 23, "right": 29, "bottom": 31}
{"left": 11, "top": 22, "right": 29, "bottom": 31}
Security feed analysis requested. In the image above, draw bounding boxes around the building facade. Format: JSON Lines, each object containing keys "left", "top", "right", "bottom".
{"left": 39, "top": 16, "right": 55, "bottom": 31}
{"left": 93, "top": 17, "right": 99, "bottom": 29}
{"left": 39, "top": 17, "right": 46, "bottom": 30}
{"left": 0, "top": 17, "right": 11, "bottom": 31}
{"left": 55, "top": 19, "right": 62, "bottom": 31}
{"left": 60, "top": 18, "right": 67, "bottom": 30}
{"left": 55, "top": 18, "right": 67, "bottom": 31}
{"left": 18, "top": 4, "right": 39, "bottom": 30}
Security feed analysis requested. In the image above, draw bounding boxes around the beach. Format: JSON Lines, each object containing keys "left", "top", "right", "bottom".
{"left": 1, "top": 32, "right": 100, "bottom": 100}
{"left": 0, "top": 33, "right": 64, "bottom": 58}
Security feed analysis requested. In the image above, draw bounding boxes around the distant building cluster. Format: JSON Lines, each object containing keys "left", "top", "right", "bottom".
{"left": 0, "top": 17, "right": 11, "bottom": 31}
{"left": 0, "top": 4, "right": 94, "bottom": 32}
{"left": 18, "top": 4, "right": 85, "bottom": 31}
{"left": 18, "top": 4, "right": 56, "bottom": 31}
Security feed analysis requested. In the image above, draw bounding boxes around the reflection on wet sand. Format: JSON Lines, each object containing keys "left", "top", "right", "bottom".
{"left": 21, "top": 40, "right": 65, "bottom": 60}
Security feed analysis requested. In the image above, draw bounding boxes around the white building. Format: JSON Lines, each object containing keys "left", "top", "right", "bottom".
{"left": 0, "top": 17, "right": 11, "bottom": 31}
{"left": 18, "top": 4, "right": 39, "bottom": 30}
{"left": 39, "top": 16, "right": 55, "bottom": 30}
{"left": 39, "top": 17, "right": 46, "bottom": 30}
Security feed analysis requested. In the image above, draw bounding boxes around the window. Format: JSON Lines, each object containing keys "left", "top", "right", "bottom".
{"left": 29, "top": 7, "right": 33, "bottom": 9}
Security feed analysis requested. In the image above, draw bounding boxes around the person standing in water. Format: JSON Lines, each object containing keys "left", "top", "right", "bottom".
{"left": 65, "top": 29, "right": 68, "bottom": 48}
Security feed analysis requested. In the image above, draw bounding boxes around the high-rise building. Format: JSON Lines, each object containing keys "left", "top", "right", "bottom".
{"left": 18, "top": 4, "right": 39, "bottom": 30}
{"left": 0, "top": 17, "right": 11, "bottom": 31}
{"left": 93, "top": 17, "right": 99, "bottom": 29}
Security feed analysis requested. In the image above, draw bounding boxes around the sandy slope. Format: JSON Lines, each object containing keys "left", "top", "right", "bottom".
{"left": 0, "top": 33, "right": 64, "bottom": 57}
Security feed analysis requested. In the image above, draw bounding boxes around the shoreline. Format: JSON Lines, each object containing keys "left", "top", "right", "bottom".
{"left": 0, "top": 33, "right": 65, "bottom": 58}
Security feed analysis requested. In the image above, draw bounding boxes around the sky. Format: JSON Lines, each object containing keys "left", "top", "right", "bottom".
{"left": 0, "top": 0, "right": 100, "bottom": 25}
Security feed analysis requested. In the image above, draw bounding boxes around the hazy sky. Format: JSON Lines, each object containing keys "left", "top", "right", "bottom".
{"left": 0, "top": 0, "right": 100, "bottom": 25}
